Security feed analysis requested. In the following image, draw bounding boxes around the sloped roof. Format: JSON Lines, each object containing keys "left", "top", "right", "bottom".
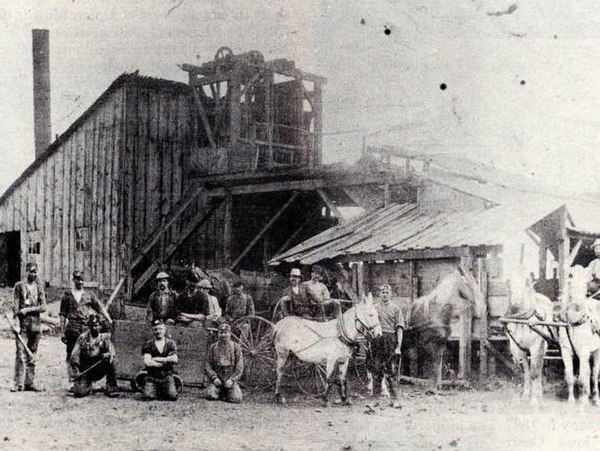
{"left": 426, "top": 172, "right": 600, "bottom": 235}
{"left": 270, "top": 202, "right": 556, "bottom": 265}
{"left": 0, "top": 73, "right": 191, "bottom": 207}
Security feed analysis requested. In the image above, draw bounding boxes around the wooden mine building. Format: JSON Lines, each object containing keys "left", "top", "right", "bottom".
{"left": 0, "top": 46, "right": 408, "bottom": 302}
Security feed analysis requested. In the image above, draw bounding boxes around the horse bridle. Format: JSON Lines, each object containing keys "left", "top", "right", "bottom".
{"left": 353, "top": 308, "right": 378, "bottom": 341}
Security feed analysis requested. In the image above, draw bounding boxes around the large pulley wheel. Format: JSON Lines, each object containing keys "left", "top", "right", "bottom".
{"left": 231, "top": 316, "right": 276, "bottom": 391}
{"left": 214, "top": 46, "right": 234, "bottom": 63}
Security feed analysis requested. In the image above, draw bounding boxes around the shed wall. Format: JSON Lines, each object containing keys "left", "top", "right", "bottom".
{"left": 0, "top": 87, "right": 125, "bottom": 288}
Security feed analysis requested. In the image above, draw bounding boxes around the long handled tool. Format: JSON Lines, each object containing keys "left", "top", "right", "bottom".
{"left": 4, "top": 313, "right": 36, "bottom": 362}
{"left": 73, "top": 358, "right": 106, "bottom": 381}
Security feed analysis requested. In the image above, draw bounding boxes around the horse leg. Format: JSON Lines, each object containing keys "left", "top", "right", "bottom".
{"left": 366, "top": 370, "right": 374, "bottom": 397}
{"left": 560, "top": 338, "right": 576, "bottom": 404}
{"left": 337, "top": 359, "right": 351, "bottom": 405}
{"left": 579, "top": 350, "right": 591, "bottom": 406}
{"left": 509, "top": 336, "right": 530, "bottom": 401}
{"left": 322, "top": 359, "right": 338, "bottom": 407}
{"left": 591, "top": 349, "right": 600, "bottom": 405}
{"left": 275, "top": 348, "right": 289, "bottom": 405}
{"left": 529, "top": 340, "right": 547, "bottom": 406}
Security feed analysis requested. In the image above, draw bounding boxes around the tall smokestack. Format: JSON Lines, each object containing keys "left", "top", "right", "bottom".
{"left": 32, "top": 29, "right": 51, "bottom": 158}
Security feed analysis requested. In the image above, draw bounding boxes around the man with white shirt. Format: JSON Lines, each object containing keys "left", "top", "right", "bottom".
{"left": 60, "top": 270, "right": 113, "bottom": 380}
{"left": 140, "top": 319, "right": 179, "bottom": 401}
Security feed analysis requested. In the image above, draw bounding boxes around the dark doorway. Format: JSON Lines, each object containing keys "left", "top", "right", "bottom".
{"left": 0, "top": 231, "right": 21, "bottom": 287}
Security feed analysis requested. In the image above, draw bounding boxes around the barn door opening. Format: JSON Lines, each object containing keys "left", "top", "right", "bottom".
{"left": 0, "top": 231, "right": 21, "bottom": 287}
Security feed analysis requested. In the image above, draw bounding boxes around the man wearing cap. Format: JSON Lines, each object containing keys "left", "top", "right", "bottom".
{"left": 205, "top": 323, "right": 244, "bottom": 403}
{"left": 11, "top": 262, "right": 47, "bottom": 392}
{"left": 176, "top": 271, "right": 211, "bottom": 326}
{"left": 140, "top": 319, "right": 179, "bottom": 401}
{"left": 367, "top": 284, "right": 404, "bottom": 408}
{"left": 146, "top": 271, "right": 178, "bottom": 323}
{"left": 69, "top": 314, "right": 118, "bottom": 397}
{"left": 587, "top": 239, "right": 600, "bottom": 298}
{"left": 280, "top": 268, "right": 312, "bottom": 318}
{"left": 224, "top": 281, "right": 255, "bottom": 323}
{"left": 60, "top": 271, "right": 113, "bottom": 380}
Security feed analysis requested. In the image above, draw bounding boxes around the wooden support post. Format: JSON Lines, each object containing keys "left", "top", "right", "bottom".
{"left": 266, "top": 71, "right": 274, "bottom": 169}
{"left": 313, "top": 83, "right": 323, "bottom": 168}
{"left": 558, "top": 207, "right": 570, "bottom": 300}
{"left": 229, "top": 192, "right": 299, "bottom": 270}
{"left": 476, "top": 257, "right": 488, "bottom": 379}
{"left": 229, "top": 66, "right": 242, "bottom": 170}
{"left": 538, "top": 236, "right": 547, "bottom": 280}
{"left": 458, "top": 256, "right": 473, "bottom": 379}
{"left": 191, "top": 87, "right": 216, "bottom": 149}
{"left": 223, "top": 193, "right": 233, "bottom": 267}
{"left": 383, "top": 183, "right": 391, "bottom": 206}
{"left": 351, "top": 263, "right": 359, "bottom": 296}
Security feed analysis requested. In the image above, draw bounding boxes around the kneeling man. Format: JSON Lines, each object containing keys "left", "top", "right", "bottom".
{"left": 70, "top": 314, "right": 118, "bottom": 397}
{"left": 205, "top": 323, "right": 244, "bottom": 403}
{"left": 141, "top": 319, "right": 179, "bottom": 401}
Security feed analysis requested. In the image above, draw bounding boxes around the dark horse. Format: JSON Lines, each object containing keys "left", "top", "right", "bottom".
{"left": 400, "top": 266, "right": 484, "bottom": 389}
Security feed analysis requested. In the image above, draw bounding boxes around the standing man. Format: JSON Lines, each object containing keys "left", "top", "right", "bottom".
{"left": 146, "top": 271, "right": 178, "bottom": 323}
{"left": 205, "top": 323, "right": 244, "bottom": 403}
{"left": 280, "top": 268, "right": 311, "bottom": 318}
{"left": 224, "top": 280, "right": 255, "bottom": 323}
{"left": 69, "top": 314, "right": 118, "bottom": 398}
{"left": 60, "top": 271, "right": 113, "bottom": 380}
{"left": 11, "top": 262, "right": 46, "bottom": 392}
{"left": 140, "top": 319, "right": 179, "bottom": 401}
{"left": 368, "top": 284, "right": 404, "bottom": 408}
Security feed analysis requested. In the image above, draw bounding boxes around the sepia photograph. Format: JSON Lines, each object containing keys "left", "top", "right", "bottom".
{"left": 1, "top": 1, "right": 600, "bottom": 449}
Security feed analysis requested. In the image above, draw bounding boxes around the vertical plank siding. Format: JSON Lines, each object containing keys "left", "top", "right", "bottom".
{"left": 0, "top": 76, "right": 204, "bottom": 289}
{"left": 0, "top": 85, "right": 126, "bottom": 288}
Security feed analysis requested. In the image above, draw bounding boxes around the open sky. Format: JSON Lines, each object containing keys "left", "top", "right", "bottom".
{"left": 1, "top": 0, "right": 599, "bottom": 194}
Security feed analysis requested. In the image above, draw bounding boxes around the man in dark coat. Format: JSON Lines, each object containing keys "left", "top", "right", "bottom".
{"left": 146, "top": 271, "right": 178, "bottom": 323}
{"left": 11, "top": 262, "right": 46, "bottom": 392}
{"left": 70, "top": 314, "right": 118, "bottom": 397}
{"left": 280, "top": 268, "right": 312, "bottom": 318}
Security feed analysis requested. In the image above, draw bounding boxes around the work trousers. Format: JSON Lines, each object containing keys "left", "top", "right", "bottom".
{"left": 73, "top": 358, "right": 118, "bottom": 397}
{"left": 14, "top": 328, "right": 41, "bottom": 388}
{"left": 206, "top": 366, "right": 243, "bottom": 403}
{"left": 143, "top": 375, "right": 178, "bottom": 401}
{"left": 367, "top": 332, "right": 399, "bottom": 399}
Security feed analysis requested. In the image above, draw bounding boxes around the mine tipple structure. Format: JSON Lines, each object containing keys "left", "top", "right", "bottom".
{"left": 0, "top": 49, "right": 410, "bottom": 302}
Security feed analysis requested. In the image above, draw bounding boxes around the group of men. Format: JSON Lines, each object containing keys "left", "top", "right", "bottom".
{"left": 10, "top": 261, "right": 406, "bottom": 406}
{"left": 10, "top": 264, "right": 246, "bottom": 404}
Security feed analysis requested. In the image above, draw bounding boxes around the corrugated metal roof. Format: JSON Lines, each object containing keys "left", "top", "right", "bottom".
{"left": 270, "top": 202, "right": 556, "bottom": 265}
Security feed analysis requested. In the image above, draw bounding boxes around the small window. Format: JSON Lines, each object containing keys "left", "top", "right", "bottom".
{"left": 28, "top": 241, "right": 41, "bottom": 255}
{"left": 76, "top": 227, "right": 90, "bottom": 252}
{"left": 27, "top": 231, "right": 41, "bottom": 255}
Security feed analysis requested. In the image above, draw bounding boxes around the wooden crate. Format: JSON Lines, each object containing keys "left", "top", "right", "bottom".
{"left": 112, "top": 320, "right": 212, "bottom": 387}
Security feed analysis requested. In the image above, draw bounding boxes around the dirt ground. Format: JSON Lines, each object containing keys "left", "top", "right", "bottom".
{"left": 2, "top": 335, "right": 600, "bottom": 451}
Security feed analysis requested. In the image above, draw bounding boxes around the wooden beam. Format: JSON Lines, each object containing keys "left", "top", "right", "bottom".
{"left": 105, "top": 277, "right": 125, "bottom": 310}
{"left": 316, "top": 188, "right": 343, "bottom": 223}
{"left": 229, "top": 192, "right": 299, "bottom": 270}
{"left": 133, "top": 200, "right": 223, "bottom": 296}
{"left": 339, "top": 245, "right": 500, "bottom": 264}
{"left": 131, "top": 185, "right": 204, "bottom": 270}
{"left": 568, "top": 239, "right": 582, "bottom": 267}
{"left": 538, "top": 236, "right": 547, "bottom": 280}
{"left": 274, "top": 216, "right": 311, "bottom": 257}
{"left": 191, "top": 87, "right": 217, "bottom": 150}
{"left": 476, "top": 257, "right": 488, "bottom": 378}
{"left": 458, "top": 256, "right": 473, "bottom": 379}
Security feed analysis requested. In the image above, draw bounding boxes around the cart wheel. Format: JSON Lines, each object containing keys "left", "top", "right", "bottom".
{"left": 349, "top": 343, "right": 370, "bottom": 387}
{"left": 292, "top": 360, "right": 328, "bottom": 396}
{"left": 231, "top": 316, "right": 277, "bottom": 391}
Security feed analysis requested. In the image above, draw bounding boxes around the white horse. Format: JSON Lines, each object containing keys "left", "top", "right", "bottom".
{"left": 274, "top": 295, "right": 382, "bottom": 406}
{"left": 504, "top": 273, "right": 555, "bottom": 405}
{"left": 557, "top": 265, "right": 600, "bottom": 404}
